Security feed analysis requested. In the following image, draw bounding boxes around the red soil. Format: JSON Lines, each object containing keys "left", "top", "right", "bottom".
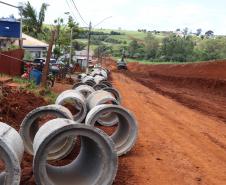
{"left": 111, "top": 59, "right": 226, "bottom": 185}
{"left": 1, "top": 59, "right": 226, "bottom": 184}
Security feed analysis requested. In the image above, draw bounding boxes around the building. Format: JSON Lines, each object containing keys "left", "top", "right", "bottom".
{"left": 75, "top": 50, "right": 93, "bottom": 70}
{"left": 14, "top": 33, "right": 48, "bottom": 59}
{"left": 0, "top": 18, "right": 21, "bottom": 49}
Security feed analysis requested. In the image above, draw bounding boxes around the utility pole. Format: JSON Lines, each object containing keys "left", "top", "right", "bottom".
{"left": 69, "top": 27, "right": 73, "bottom": 66}
{"left": 86, "top": 21, "right": 91, "bottom": 73}
{"left": 41, "top": 30, "right": 56, "bottom": 87}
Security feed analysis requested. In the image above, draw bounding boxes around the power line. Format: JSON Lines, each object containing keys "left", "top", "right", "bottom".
{"left": 65, "top": 0, "right": 78, "bottom": 22}
{"left": 0, "top": 1, "right": 20, "bottom": 8}
{"left": 93, "top": 16, "right": 112, "bottom": 28}
{"left": 70, "top": 0, "right": 88, "bottom": 26}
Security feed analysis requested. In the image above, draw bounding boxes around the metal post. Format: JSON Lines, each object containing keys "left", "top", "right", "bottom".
{"left": 19, "top": 7, "right": 23, "bottom": 48}
{"left": 86, "top": 21, "right": 91, "bottom": 74}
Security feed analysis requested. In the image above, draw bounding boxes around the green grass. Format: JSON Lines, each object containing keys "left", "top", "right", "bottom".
{"left": 113, "top": 57, "right": 201, "bottom": 65}
{"left": 11, "top": 76, "right": 57, "bottom": 103}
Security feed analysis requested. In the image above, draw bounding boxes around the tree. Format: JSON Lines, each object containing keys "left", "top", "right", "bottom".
{"left": 128, "top": 40, "right": 139, "bottom": 57}
{"left": 161, "top": 34, "right": 195, "bottom": 62}
{"left": 182, "top": 27, "right": 189, "bottom": 36}
{"left": 196, "top": 28, "right": 202, "bottom": 36}
{"left": 205, "top": 30, "right": 214, "bottom": 38}
{"left": 144, "top": 33, "right": 159, "bottom": 59}
{"left": 94, "top": 44, "right": 112, "bottom": 59}
{"left": 197, "top": 37, "right": 226, "bottom": 60}
{"left": 22, "top": 2, "right": 48, "bottom": 38}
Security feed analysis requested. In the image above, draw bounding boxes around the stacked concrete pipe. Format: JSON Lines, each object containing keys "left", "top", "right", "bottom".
{"left": 55, "top": 90, "right": 87, "bottom": 122}
{"left": 33, "top": 119, "right": 118, "bottom": 185}
{"left": 0, "top": 122, "right": 24, "bottom": 185}
{"left": 71, "top": 66, "right": 138, "bottom": 156}
{"left": 85, "top": 104, "right": 138, "bottom": 156}
{"left": 19, "top": 105, "right": 75, "bottom": 160}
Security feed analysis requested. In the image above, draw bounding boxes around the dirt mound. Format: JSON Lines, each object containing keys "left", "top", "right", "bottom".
{"left": 0, "top": 87, "right": 47, "bottom": 184}
{"left": 0, "top": 88, "right": 47, "bottom": 130}
{"left": 120, "top": 60, "right": 226, "bottom": 123}
{"left": 127, "top": 59, "right": 226, "bottom": 80}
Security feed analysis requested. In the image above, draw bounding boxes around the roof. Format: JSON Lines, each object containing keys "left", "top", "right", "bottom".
{"left": 75, "top": 50, "right": 94, "bottom": 57}
{"left": 14, "top": 33, "right": 48, "bottom": 48}
{"left": 22, "top": 33, "right": 48, "bottom": 48}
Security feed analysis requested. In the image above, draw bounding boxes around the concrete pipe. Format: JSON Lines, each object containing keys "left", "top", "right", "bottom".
{"left": 33, "top": 119, "right": 118, "bottom": 185}
{"left": 87, "top": 90, "right": 119, "bottom": 110}
{"left": 80, "top": 76, "right": 96, "bottom": 87}
{"left": 93, "top": 83, "right": 108, "bottom": 91}
{"left": 100, "top": 80, "right": 112, "bottom": 87}
{"left": 19, "top": 105, "right": 74, "bottom": 160}
{"left": 100, "top": 70, "right": 108, "bottom": 79}
{"left": 74, "top": 85, "right": 95, "bottom": 98}
{"left": 103, "top": 87, "right": 122, "bottom": 104}
{"left": 90, "top": 69, "right": 101, "bottom": 77}
{"left": 77, "top": 73, "right": 87, "bottom": 80}
{"left": 0, "top": 122, "right": 24, "bottom": 185}
{"left": 84, "top": 80, "right": 96, "bottom": 87}
{"left": 94, "top": 75, "right": 106, "bottom": 84}
{"left": 72, "top": 82, "right": 85, "bottom": 89}
{"left": 85, "top": 104, "right": 138, "bottom": 156}
{"left": 81, "top": 76, "right": 95, "bottom": 84}
{"left": 87, "top": 90, "right": 119, "bottom": 125}
{"left": 56, "top": 90, "right": 87, "bottom": 122}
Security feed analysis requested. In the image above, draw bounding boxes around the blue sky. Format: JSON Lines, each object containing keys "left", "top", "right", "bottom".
{"left": 1, "top": 0, "right": 226, "bottom": 35}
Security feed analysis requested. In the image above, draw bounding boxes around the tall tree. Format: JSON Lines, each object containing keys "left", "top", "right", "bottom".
{"left": 196, "top": 28, "right": 202, "bottom": 36}
{"left": 144, "top": 33, "right": 159, "bottom": 59}
{"left": 22, "top": 1, "right": 48, "bottom": 38}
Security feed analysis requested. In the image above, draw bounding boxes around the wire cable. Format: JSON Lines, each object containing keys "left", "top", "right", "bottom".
{"left": 70, "top": 0, "right": 88, "bottom": 26}
{"left": 65, "top": 0, "right": 78, "bottom": 22}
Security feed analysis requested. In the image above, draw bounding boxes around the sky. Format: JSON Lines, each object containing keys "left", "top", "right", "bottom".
{"left": 1, "top": 0, "right": 226, "bottom": 35}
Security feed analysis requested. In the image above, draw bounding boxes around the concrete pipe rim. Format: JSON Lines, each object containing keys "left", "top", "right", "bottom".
{"left": 72, "top": 82, "right": 85, "bottom": 89}
{"left": 33, "top": 120, "right": 118, "bottom": 185}
{"left": 103, "top": 87, "right": 122, "bottom": 104}
{"left": 19, "top": 105, "right": 75, "bottom": 160}
{"left": 0, "top": 123, "right": 24, "bottom": 185}
{"left": 93, "top": 83, "right": 108, "bottom": 91}
{"left": 55, "top": 91, "right": 87, "bottom": 122}
{"left": 84, "top": 80, "right": 96, "bottom": 87}
{"left": 85, "top": 104, "right": 138, "bottom": 156}
{"left": 74, "top": 85, "right": 95, "bottom": 98}
{"left": 100, "top": 80, "right": 112, "bottom": 87}
{"left": 0, "top": 139, "right": 21, "bottom": 185}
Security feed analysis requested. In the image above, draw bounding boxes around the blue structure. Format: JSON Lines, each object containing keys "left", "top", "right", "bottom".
{"left": 0, "top": 19, "right": 21, "bottom": 38}
{"left": 30, "top": 69, "right": 42, "bottom": 85}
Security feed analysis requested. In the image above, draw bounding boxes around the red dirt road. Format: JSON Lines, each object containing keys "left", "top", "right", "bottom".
{"left": 112, "top": 61, "right": 226, "bottom": 185}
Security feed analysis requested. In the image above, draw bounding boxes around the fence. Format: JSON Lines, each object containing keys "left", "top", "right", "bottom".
{"left": 0, "top": 49, "right": 24, "bottom": 76}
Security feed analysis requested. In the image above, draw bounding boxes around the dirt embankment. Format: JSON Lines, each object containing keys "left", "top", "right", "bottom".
{"left": 122, "top": 60, "right": 226, "bottom": 123}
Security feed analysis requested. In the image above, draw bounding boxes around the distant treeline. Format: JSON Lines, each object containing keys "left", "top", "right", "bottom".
{"left": 95, "top": 33, "right": 226, "bottom": 63}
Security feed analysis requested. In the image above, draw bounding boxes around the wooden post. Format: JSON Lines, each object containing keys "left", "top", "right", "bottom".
{"left": 41, "top": 30, "right": 56, "bottom": 87}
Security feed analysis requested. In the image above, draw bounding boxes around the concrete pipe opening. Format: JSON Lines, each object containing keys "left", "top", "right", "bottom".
{"left": 0, "top": 122, "right": 24, "bottom": 185}
{"left": 84, "top": 80, "right": 96, "bottom": 87}
{"left": 74, "top": 85, "right": 95, "bottom": 98}
{"left": 87, "top": 90, "right": 120, "bottom": 125}
{"left": 72, "top": 82, "right": 85, "bottom": 89}
{"left": 33, "top": 119, "right": 118, "bottom": 185}
{"left": 93, "top": 83, "right": 108, "bottom": 90}
{"left": 85, "top": 105, "right": 138, "bottom": 156}
{"left": 103, "top": 87, "right": 122, "bottom": 104}
{"left": 100, "top": 80, "right": 112, "bottom": 87}
{"left": 19, "top": 105, "right": 74, "bottom": 160}
{"left": 56, "top": 90, "right": 87, "bottom": 122}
